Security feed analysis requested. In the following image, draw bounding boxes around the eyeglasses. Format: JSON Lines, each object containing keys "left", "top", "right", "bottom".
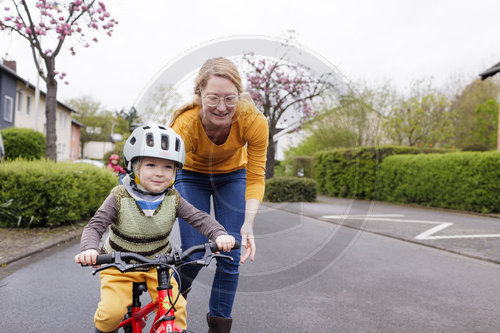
{"left": 203, "top": 94, "right": 239, "bottom": 107}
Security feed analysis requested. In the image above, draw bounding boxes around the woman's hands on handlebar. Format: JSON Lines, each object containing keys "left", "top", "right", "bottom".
{"left": 74, "top": 249, "right": 99, "bottom": 266}
{"left": 215, "top": 234, "right": 236, "bottom": 253}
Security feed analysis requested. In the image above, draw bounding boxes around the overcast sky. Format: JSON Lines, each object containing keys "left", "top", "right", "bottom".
{"left": 2, "top": 0, "right": 500, "bottom": 113}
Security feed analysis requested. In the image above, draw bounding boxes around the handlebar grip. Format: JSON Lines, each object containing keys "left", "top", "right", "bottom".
{"left": 210, "top": 240, "right": 240, "bottom": 252}
{"left": 95, "top": 253, "right": 114, "bottom": 265}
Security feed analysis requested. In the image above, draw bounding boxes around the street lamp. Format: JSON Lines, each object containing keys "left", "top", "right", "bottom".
{"left": 479, "top": 61, "right": 500, "bottom": 150}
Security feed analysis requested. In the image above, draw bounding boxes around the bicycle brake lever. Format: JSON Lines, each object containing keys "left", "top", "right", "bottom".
{"left": 212, "top": 253, "right": 234, "bottom": 261}
{"left": 91, "top": 262, "right": 133, "bottom": 275}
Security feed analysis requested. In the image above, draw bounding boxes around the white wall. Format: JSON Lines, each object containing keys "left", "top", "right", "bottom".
{"left": 82, "top": 141, "right": 115, "bottom": 160}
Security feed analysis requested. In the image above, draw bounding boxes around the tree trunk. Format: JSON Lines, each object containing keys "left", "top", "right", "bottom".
{"left": 45, "top": 71, "right": 58, "bottom": 160}
{"left": 265, "top": 134, "right": 275, "bottom": 179}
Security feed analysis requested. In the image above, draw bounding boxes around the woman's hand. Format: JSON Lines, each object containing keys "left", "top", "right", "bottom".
{"left": 74, "top": 249, "right": 99, "bottom": 266}
{"left": 240, "top": 222, "right": 255, "bottom": 263}
{"left": 215, "top": 234, "right": 236, "bottom": 253}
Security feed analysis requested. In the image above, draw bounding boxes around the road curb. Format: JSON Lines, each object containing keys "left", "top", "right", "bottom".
{"left": 0, "top": 229, "right": 82, "bottom": 266}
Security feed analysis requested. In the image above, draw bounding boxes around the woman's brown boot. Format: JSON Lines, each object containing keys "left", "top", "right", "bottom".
{"left": 207, "top": 312, "right": 232, "bottom": 333}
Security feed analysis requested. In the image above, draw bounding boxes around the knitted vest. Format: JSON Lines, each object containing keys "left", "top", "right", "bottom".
{"left": 103, "top": 186, "right": 180, "bottom": 259}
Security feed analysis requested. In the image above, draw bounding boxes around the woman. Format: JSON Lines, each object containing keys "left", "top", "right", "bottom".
{"left": 170, "top": 57, "right": 269, "bottom": 333}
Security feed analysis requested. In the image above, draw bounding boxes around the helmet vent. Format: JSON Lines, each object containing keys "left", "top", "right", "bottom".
{"left": 130, "top": 137, "right": 136, "bottom": 145}
{"left": 158, "top": 125, "right": 167, "bottom": 130}
{"left": 143, "top": 126, "right": 151, "bottom": 130}
{"left": 146, "top": 133, "right": 154, "bottom": 147}
{"left": 175, "top": 138, "right": 181, "bottom": 152}
{"left": 161, "top": 135, "right": 169, "bottom": 150}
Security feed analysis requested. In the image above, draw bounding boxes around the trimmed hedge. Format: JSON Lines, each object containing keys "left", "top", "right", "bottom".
{"left": 292, "top": 156, "right": 315, "bottom": 178}
{"left": 0, "top": 127, "right": 45, "bottom": 160}
{"left": 0, "top": 159, "right": 117, "bottom": 228}
{"left": 264, "top": 177, "right": 317, "bottom": 202}
{"left": 377, "top": 152, "right": 500, "bottom": 213}
{"left": 314, "top": 145, "right": 450, "bottom": 200}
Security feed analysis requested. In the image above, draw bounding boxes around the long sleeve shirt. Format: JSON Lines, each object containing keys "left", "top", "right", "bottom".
{"left": 171, "top": 103, "right": 269, "bottom": 201}
{"left": 80, "top": 192, "right": 227, "bottom": 252}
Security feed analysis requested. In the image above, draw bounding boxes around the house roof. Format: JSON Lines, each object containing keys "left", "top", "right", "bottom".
{"left": 479, "top": 61, "right": 500, "bottom": 80}
{"left": 0, "top": 62, "right": 78, "bottom": 114}
{"left": 71, "top": 118, "right": 85, "bottom": 128}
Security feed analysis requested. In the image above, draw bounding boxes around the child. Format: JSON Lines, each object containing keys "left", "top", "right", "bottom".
{"left": 74, "top": 124, "right": 235, "bottom": 333}
{"left": 107, "top": 154, "right": 127, "bottom": 175}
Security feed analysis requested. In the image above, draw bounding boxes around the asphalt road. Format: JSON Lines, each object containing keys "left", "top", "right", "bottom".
{"left": 1, "top": 197, "right": 500, "bottom": 332}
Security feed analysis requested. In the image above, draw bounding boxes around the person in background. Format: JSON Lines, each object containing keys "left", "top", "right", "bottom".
{"left": 107, "top": 154, "right": 126, "bottom": 174}
{"left": 170, "top": 57, "right": 269, "bottom": 333}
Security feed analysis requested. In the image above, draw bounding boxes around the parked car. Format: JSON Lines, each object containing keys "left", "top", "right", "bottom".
{"left": 72, "top": 159, "right": 104, "bottom": 168}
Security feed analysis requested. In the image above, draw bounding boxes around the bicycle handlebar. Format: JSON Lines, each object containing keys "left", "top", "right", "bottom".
{"left": 92, "top": 241, "right": 240, "bottom": 272}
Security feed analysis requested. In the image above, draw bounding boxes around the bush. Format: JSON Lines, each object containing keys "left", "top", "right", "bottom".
{"left": 377, "top": 152, "right": 500, "bottom": 213}
{"left": 292, "top": 156, "right": 315, "bottom": 178}
{"left": 462, "top": 144, "right": 490, "bottom": 152}
{"left": 0, "top": 127, "right": 45, "bottom": 160}
{"left": 314, "top": 145, "right": 451, "bottom": 200}
{"left": 0, "top": 159, "right": 117, "bottom": 228}
{"left": 264, "top": 177, "right": 317, "bottom": 202}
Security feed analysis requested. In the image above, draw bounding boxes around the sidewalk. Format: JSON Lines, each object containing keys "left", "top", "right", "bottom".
{"left": 0, "top": 224, "right": 84, "bottom": 266}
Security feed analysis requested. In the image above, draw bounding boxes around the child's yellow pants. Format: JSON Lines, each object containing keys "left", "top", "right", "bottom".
{"left": 94, "top": 267, "right": 187, "bottom": 332}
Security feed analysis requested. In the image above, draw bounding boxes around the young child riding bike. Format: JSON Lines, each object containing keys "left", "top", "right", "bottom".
{"left": 74, "top": 124, "right": 235, "bottom": 333}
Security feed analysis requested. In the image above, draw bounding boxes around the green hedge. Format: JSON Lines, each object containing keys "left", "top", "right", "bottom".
{"left": 0, "top": 159, "right": 117, "bottom": 228}
{"left": 377, "top": 152, "right": 500, "bottom": 213}
{"left": 0, "top": 127, "right": 45, "bottom": 160}
{"left": 292, "top": 156, "right": 315, "bottom": 178}
{"left": 264, "top": 177, "right": 317, "bottom": 202}
{"left": 314, "top": 145, "right": 450, "bottom": 200}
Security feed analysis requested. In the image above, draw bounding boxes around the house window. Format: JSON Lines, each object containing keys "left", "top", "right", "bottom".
{"left": 26, "top": 95, "right": 32, "bottom": 116}
{"left": 3, "top": 96, "right": 13, "bottom": 122}
{"left": 16, "top": 91, "right": 23, "bottom": 113}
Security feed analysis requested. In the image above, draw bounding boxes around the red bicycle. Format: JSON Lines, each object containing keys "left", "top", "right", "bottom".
{"left": 87, "top": 241, "right": 239, "bottom": 333}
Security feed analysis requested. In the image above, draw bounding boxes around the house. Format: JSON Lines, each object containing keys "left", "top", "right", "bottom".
{"left": 273, "top": 120, "right": 303, "bottom": 160}
{"left": 0, "top": 59, "right": 83, "bottom": 160}
{"left": 0, "top": 60, "right": 16, "bottom": 130}
{"left": 70, "top": 119, "right": 84, "bottom": 160}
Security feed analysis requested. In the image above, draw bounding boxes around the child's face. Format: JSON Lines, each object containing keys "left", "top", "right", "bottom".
{"left": 137, "top": 157, "right": 176, "bottom": 193}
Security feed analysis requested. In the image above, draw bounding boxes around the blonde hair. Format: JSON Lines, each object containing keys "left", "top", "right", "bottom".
{"left": 169, "top": 57, "right": 254, "bottom": 126}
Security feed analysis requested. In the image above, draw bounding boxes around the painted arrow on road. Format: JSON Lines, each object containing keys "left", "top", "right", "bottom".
{"left": 322, "top": 214, "right": 500, "bottom": 240}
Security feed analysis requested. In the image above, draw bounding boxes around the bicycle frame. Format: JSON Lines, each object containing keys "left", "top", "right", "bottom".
{"left": 89, "top": 241, "right": 238, "bottom": 333}
{"left": 117, "top": 267, "right": 184, "bottom": 333}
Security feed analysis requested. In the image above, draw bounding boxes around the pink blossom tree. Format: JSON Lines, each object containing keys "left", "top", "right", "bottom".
{"left": 0, "top": 0, "right": 117, "bottom": 160}
{"left": 243, "top": 51, "right": 334, "bottom": 178}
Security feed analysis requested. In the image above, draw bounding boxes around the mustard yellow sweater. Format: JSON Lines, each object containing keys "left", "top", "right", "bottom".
{"left": 171, "top": 103, "right": 269, "bottom": 201}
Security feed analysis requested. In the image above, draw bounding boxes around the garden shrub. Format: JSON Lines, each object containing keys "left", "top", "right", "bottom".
{"left": 292, "top": 156, "right": 315, "bottom": 178}
{"left": 0, "top": 127, "right": 45, "bottom": 160}
{"left": 0, "top": 159, "right": 117, "bottom": 228}
{"left": 377, "top": 152, "right": 500, "bottom": 213}
{"left": 264, "top": 177, "right": 317, "bottom": 202}
{"left": 314, "top": 145, "right": 451, "bottom": 200}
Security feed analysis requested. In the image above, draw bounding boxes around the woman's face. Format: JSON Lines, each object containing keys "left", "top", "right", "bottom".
{"left": 199, "top": 76, "right": 238, "bottom": 129}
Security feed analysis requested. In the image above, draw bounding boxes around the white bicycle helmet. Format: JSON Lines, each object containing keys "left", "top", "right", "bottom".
{"left": 123, "top": 124, "right": 185, "bottom": 170}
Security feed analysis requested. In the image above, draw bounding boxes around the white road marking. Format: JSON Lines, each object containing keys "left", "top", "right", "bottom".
{"left": 322, "top": 215, "right": 500, "bottom": 240}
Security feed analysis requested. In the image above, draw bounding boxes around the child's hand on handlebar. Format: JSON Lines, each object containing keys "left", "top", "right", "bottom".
{"left": 74, "top": 249, "right": 99, "bottom": 266}
{"left": 215, "top": 234, "right": 236, "bottom": 253}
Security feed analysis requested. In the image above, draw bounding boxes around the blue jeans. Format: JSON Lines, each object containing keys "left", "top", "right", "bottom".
{"left": 174, "top": 168, "right": 245, "bottom": 318}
